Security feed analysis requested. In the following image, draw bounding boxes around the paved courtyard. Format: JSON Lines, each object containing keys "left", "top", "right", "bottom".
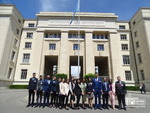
{"left": 0, "top": 89, "right": 150, "bottom": 113}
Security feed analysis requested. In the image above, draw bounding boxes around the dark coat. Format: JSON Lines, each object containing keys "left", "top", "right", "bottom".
{"left": 115, "top": 81, "right": 127, "bottom": 96}
{"left": 86, "top": 82, "right": 93, "bottom": 93}
{"left": 102, "top": 82, "right": 110, "bottom": 92}
{"left": 74, "top": 83, "right": 82, "bottom": 96}
{"left": 28, "top": 77, "right": 38, "bottom": 90}
{"left": 51, "top": 80, "right": 59, "bottom": 92}
{"left": 36, "top": 80, "right": 44, "bottom": 91}
{"left": 43, "top": 79, "right": 52, "bottom": 92}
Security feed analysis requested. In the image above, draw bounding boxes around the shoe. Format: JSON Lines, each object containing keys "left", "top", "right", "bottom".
{"left": 42, "top": 106, "right": 45, "bottom": 108}
{"left": 82, "top": 107, "right": 86, "bottom": 109}
{"left": 94, "top": 107, "right": 97, "bottom": 110}
{"left": 123, "top": 107, "right": 127, "bottom": 111}
{"left": 35, "top": 104, "right": 38, "bottom": 107}
{"left": 26, "top": 104, "right": 30, "bottom": 107}
{"left": 99, "top": 107, "right": 102, "bottom": 110}
{"left": 65, "top": 107, "right": 69, "bottom": 110}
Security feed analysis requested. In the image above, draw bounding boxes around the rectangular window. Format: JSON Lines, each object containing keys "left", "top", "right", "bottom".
{"left": 22, "top": 54, "right": 30, "bottom": 63}
{"left": 16, "top": 29, "right": 20, "bottom": 35}
{"left": 58, "top": 34, "right": 61, "bottom": 38}
{"left": 8, "top": 67, "right": 12, "bottom": 79}
{"left": 120, "top": 34, "right": 127, "bottom": 40}
{"left": 140, "top": 70, "right": 145, "bottom": 80}
{"left": 136, "top": 41, "right": 139, "bottom": 48}
{"left": 123, "top": 55, "right": 130, "bottom": 65}
{"left": 137, "top": 53, "right": 142, "bottom": 63}
{"left": 21, "top": 69, "right": 27, "bottom": 79}
{"left": 11, "top": 51, "right": 15, "bottom": 61}
{"left": 125, "top": 71, "right": 132, "bottom": 81}
{"left": 28, "top": 23, "right": 35, "bottom": 27}
{"left": 49, "top": 44, "right": 56, "bottom": 50}
{"left": 25, "top": 42, "right": 32, "bottom": 48}
{"left": 27, "top": 33, "right": 33, "bottom": 38}
{"left": 73, "top": 44, "right": 80, "bottom": 50}
{"left": 93, "top": 34, "right": 95, "bottom": 39}
{"left": 119, "top": 25, "right": 126, "bottom": 29}
{"left": 14, "top": 39, "right": 18, "bottom": 46}
{"left": 97, "top": 44, "right": 104, "bottom": 51}
{"left": 134, "top": 31, "right": 137, "bottom": 37}
{"left": 122, "top": 44, "right": 128, "bottom": 50}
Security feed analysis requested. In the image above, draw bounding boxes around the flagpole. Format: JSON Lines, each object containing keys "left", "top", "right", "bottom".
{"left": 77, "top": 0, "right": 80, "bottom": 78}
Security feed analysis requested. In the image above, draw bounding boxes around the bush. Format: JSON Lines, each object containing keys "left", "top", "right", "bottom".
{"left": 84, "top": 73, "right": 96, "bottom": 80}
{"left": 9, "top": 85, "right": 28, "bottom": 89}
{"left": 126, "top": 86, "right": 140, "bottom": 91}
{"left": 55, "top": 73, "right": 68, "bottom": 79}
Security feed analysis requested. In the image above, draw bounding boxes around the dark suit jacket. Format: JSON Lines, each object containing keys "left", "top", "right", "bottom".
{"left": 28, "top": 77, "right": 38, "bottom": 90}
{"left": 43, "top": 79, "right": 52, "bottom": 92}
{"left": 102, "top": 82, "right": 110, "bottom": 92}
{"left": 92, "top": 78, "right": 102, "bottom": 91}
{"left": 86, "top": 82, "right": 93, "bottom": 93}
{"left": 51, "top": 80, "right": 59, "bottom": 92}
{"left": 74, "top": 83, "right": 82, "bottom": 96}
{"left": 115, "top": 81, "right": 127, "bottom": 95}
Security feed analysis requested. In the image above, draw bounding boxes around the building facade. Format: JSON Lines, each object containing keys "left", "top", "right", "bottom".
{"left": 0, "top": 4, "right": 149, "bottom": 90}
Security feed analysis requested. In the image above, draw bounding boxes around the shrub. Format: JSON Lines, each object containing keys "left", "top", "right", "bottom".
{"left": 9, "top": 85, "right": 28, "bottom": 89}
{"left": 126, "top": 86, "right": 140, "bottom": 91}
{"left": 84, "top": 73, "right": 96, "bottom": 80}
{"left": 55, "top": 73, "right": 68, "bottom": 79}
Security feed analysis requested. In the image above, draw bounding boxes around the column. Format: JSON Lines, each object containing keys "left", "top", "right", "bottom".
{"left": 85, "top": 31, "right": 95, "bottom": 74}
{"left": 57, "top": 30, "right": 69, "bottom": 76}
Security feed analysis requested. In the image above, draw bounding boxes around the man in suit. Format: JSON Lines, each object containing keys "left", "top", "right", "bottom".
{"left": 102, "top": 78, "right": 110, "bottom": 109}
{"left": 50, "top": 76, "right": 59, "bottom": 108}
{"left": 43, "top": 75, "right": 52, "bottom": 108}
{"left": 92, "top": 74, "right": 102, "bottom": 110}
{"left": 35, "top": 75, "right": 43, "bottom": 107}
{"left": 115, "top": 76, "right": 127, "bottom": 110}
{"left": 26, "top": 73, "right": 38, "bottom": 107}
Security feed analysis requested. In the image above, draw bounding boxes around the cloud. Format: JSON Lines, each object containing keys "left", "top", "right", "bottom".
{"left": 39, "top": 0, "right": 69, "bottom": 11}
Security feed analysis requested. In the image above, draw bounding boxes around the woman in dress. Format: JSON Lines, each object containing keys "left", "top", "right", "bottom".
{"left": 108, "top": 79, "right": 116, "bottom": 109}
{"left": 74, "top": 79, "right": 82, "bottom": 110}
{"left": 86, "top": 78, "right": 94, "bottom": 109}
{"left": 81, "top": 78, "right": 87, "bottom": 109}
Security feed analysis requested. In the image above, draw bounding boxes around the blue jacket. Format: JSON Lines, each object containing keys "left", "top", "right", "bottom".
{"left": 102, "top": 82, "right": 110, "bottom": 92}
{"left": 43, "top": 79, "right": 52, "bottom": 92}
{"left": 92, "top": 77, "right": 102, "bottom": 90}
{"left": 51, "top": 80, "right": 59, "bottom": 92}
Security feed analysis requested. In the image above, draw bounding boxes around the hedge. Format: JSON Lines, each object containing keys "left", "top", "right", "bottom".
{"left": 84, "top": 73, "right": 96, "bottom": 79}
{"left": 126, "top": 86, "right": 140, "bottom": 91}
{"left": 55, "top": 73, "right": 68, "bottom": 79}
{"left": 9, "top": 85, "right": 28, "bottom": 89}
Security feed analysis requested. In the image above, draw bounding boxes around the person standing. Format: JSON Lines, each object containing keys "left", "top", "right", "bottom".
{"left": 102, "top": 78, "right": 110, "bottom": 110}
{"left": 69, "top": 77, "right": 75, "bottom": 109}
{"left": 64, "top": 79, "right": 70, "bottom": 110}
{"left": 43, "top": 75, "right": 52, "bottom": 108}
{"left": 35, "top": 75, "right": 43, "bottom": 107}
{"left": 26, "top": 73, "right": 38, "bottom": 107}
{"left": 56, "top": 78, "right": 61, "bottom": 108}
{"left": 115, "top": 76, "right": 127, "bottom": 110}
{"left": 50, "top": 76, "right": 58, "bottom": 108}
{"left": 74, "top": 79, "right": 82, "bottom": 110}
{"left": 108, "top": 79, "right": 116, "bottom": 110}
{"left": 92, "top": 74, "right": 102, "bottom": 110}
{"left": 81, "top": 78, "right": 87, "bottom": 109}
{"left": 86, "top": 78, "right": 94, "bottom": 109}
{"left": 140, "top": 83, "right": 146, "bottom": 94}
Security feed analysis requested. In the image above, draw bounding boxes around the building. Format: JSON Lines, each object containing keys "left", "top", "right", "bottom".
{"left": 0, "top": 4, "right": 149, "bottom": 91}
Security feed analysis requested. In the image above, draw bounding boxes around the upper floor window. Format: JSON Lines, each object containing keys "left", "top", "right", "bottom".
{"left": 18, "top": 19, "right": 21, "bottom": 23}
{"left": 14, "top": 39, "right": 18, "bottom": 46}
{"left": 125, "top": 71, "right": 132, "bottom": 81}
{"left": 137, "top": 53, "right": 142, "bottom": 63}
{"left": 28, "top": 23, "right": 35, "bottom": 27}
{"left": 21, "top": 69, "right": 27, "bottom": 79}
{"left": 69, "top": 34, "right": 85, "bottom": 39}
{"left": 123, "top": 55, "right": 130, "bottom": 65}
{"left": 97, "top": 44, "right": 104, "bottom": 51}
{"left": 25, "top": 42, "right": 32, "bottom": 48}
{"left": 8, "top": 67, "right": 12, "bottom": 79}
{"left": 45, "top": 33, "right": 61, "bottom": 38}
{"left": 73, "top": 44, "right": 80, "bottom": 50}
{"left": 93, "top": 34, "right": 108, "bottom": 39}
{"left": 122, "top": 44, "right": 128, "bottom": 50}
{"left": 49, "top": 44, "right": 56, "bottom": 50}
{"left": 120, "top": 34, "right": 127, "bottom": 40}
{"left": 16, "top": 29, "right": 20, "bottom": 35}
{"left": 134, "top": 31, "right": 137, "bottom": 37}
{"left": 11, "top": 51, "right": 15, "bottom": 61}
{"left": 27, "top": 33, "right": 33, "bottom": 38}
{"left": 140, "top": 70, "right": 145, "bottom": 80}
{"left": 119, "top": 25, "right": 126, "bottom": 29}
{"left": 22, "top": 54, "right": 30, "bottom": 63}
{"left": 132, "top": 21, "right": 136, "bottom": 26}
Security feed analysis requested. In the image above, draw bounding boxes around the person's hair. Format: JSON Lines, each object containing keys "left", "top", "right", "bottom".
{"left": 108, "top": 79, "right": 112, "bottom": 84}
{"left": 82, "top": 78, "right": 86, "bottom": 82}
{"left": 39, "top": 75, "right": 43, "bottom": 77}
{"left": 117, "top": 76, "right": 121, "bottom": 78}
{"left": 33, "top": 73, "right": 36, "bottom": 75}
{"left": 88, "top": 78, "right": 92, "bottom": 82}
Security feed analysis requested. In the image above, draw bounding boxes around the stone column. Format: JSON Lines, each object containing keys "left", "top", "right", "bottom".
{"left": 85, "top": 31, "right": 95, "bottom": 74}
{"left": 57, "top": 30, "right": 69, "bottom": 77}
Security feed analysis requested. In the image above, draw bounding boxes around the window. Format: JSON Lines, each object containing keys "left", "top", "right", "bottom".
{"left": 27, "top": 33, "right": 33, "bottom": 38}
{"left": 16, "top": 29, "right": 20, "bottom": 35}
{"left": 122, "top": 44, "right": 128, "bottom": 50}
{"left": 133, "top": 21, "right": 136, "bottom": 26}
{"left": 125, "top": 71, "right": 132, "bottom": 81}
{"left": 73, "top": 44, "right": 80, "bottom": 50}
{"left": 120, "top": 34, "right": 127, "bottom": 40}
{"left": 97, "top": 44, "right": 104, "bottom": 51}
{"left": 123, "top": 55, "right": 130, "bottom": 65}
{"left": 49, "top": 44, "right": 56, "bottom": 50}
{"left": 22, "top": 54, "right": 30, "bottom": 63}
{"left": 14, "top": 39, "right": 18, "bottom": 46}
{"left": 58, "top": 34, "right": 61, "bottom": 38}
{"left": 28, "top": 23, "right": 35, "bottom": 27}
{"left": 140, "top": 70, "right": 145, "bottom": 80}
{"left": 11, "top": 51, "right": 15, "bottom": 61}
{"left": 18, "top": 19, "right": 21, "bottom": 23}
{"left": 45, "top": 34, "right": 49, "bottom": 38}
{"left": 119, "top": 25, "right": 126, "bottom": 29}
{"left": 68, "top": 34, "right": 84, "bottom": 39}
{"left": 134, "top": 31, "right": 137, "bottom": 37}
{"left": 137, "top": 53, "right": 142, "bottom": 63}
{"left": 93, "top": 34, "right": 108, "bottom": 39}
{"left": 136, "top": 41, "right": 139, "bottom": 48}
{"left": 21, "top": 69, "right": 27, "bottom": 79}
{"left": 8, "top": 68, "right": 12, "bottom": 79}
{"left": 25, "top": 42, "right": 32, "bottom": 48}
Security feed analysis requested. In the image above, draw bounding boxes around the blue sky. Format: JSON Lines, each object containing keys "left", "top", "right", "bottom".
{"left": 1, "top": 0, "right": 150, "bottom": 20}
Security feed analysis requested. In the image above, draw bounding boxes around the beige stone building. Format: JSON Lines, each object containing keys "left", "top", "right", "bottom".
{"left": 0, "top": 4, "right": 149, "bottom": 90}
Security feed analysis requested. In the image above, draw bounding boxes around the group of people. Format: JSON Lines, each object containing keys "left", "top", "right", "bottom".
{"left": 26, "top": 73, "right": 127, "bottom": 111}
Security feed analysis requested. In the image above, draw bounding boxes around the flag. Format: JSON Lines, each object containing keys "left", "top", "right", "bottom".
{"left": 70, "top": 0, "right": 79, "bottom": 24}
